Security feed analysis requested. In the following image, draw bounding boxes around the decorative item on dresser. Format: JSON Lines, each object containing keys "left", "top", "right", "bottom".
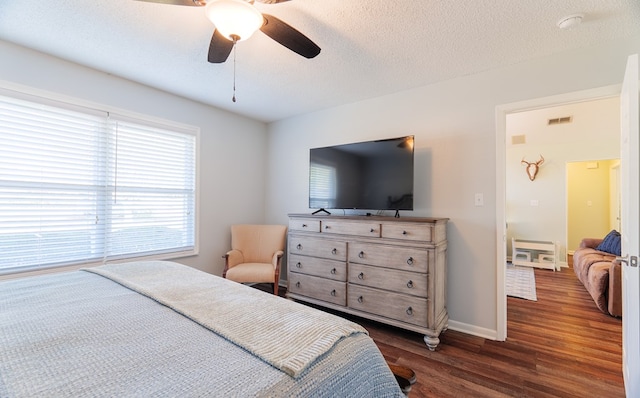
{"left": 287, "top": 213, "right": 449, "bottom": 350}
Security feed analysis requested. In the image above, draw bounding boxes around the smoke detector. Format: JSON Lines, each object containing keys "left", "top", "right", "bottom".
{"left": 557, "top": 14, "right": 584, "bottom": 29}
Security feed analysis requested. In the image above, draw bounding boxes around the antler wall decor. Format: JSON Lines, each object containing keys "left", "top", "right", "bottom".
{"left": 521, "top": 155, "right": 545, "bottom": 181}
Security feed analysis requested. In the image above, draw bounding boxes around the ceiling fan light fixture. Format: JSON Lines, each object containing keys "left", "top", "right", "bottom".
{"left": 205, "top": 0, "right": 264, "bottom": 42}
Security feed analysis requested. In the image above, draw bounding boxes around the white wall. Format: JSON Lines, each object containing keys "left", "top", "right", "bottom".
{"left": 506, "top": 97, "right": 620, "bottom": 264}
{"left": 265, "top": 35, "right": 640, "bottom": 337}
{"left": 0, "top": 40, "right": 268, "bottom": 277}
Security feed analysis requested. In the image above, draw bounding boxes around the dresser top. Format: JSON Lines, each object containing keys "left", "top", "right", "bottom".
{"left": 288, "top": 213, "right": 449, "bottom": 224}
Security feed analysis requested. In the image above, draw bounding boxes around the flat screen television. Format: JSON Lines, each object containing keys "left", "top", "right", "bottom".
{"left": 309, "top": 136, "right": 414, "bottom": 213}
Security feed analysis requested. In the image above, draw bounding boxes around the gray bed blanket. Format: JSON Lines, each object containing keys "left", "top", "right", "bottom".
{"left": 0, "top": 261, "right": 404, "bottom": 397}
{"left": 83, "top": 261, "right": 367, "bottom": 378}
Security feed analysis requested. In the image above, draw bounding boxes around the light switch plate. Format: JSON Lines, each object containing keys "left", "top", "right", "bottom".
{"left": 475, "top": 193, "right": 484, "bottom": 206}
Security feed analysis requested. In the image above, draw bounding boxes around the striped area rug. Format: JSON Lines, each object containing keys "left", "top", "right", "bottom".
{"left": 506, "top": 263, "right": 537, "bottom": 301}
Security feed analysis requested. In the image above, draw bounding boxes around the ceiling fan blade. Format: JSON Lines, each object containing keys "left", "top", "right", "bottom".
{"left": 134, "top": 0, "right": 206, "bottom": 5}
{"left": 208, "top": 29, "right": 234, "bottom": 63}
{"left": 260, "top": 14, "right": 320, "bottom": 59}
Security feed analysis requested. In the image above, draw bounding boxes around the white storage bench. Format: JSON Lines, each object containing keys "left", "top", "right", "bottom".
{"left": 511, "top": 238, "right": 556, "bottom": 271}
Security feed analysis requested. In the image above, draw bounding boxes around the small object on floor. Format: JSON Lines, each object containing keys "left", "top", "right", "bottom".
{"left": 388, "top": 363, "right": 416, "bottom": 395}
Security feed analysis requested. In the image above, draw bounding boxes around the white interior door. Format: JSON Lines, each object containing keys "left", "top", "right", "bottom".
{"left": 620, "top": 53, "right": 639, "bottom": 398}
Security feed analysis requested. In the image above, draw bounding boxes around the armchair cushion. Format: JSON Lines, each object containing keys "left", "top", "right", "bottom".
{"left": 231, "top": 225, "right": 287, "bottom": 264}
{"left": 226, "top": 263, "right": 278, "bottom": 284}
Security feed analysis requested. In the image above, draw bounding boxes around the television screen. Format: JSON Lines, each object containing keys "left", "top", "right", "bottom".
{"left": 309, "top": 136, "right": 414, "bottom": 211}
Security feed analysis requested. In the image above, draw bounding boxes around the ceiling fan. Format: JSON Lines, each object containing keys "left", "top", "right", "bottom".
{"left": 136, "top": 0, "right": 321, "bottom": 63}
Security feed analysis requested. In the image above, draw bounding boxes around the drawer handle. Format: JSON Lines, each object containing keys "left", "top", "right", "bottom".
{"left": 330, "top": 289, "right": 336, "bottom": 297}
{"left": 295, "top": 281, "right": 301, "bottom": 288}
{"left": 407, "top": 280, "right": 413, "bottom": 288}
{"left": 357, "top": 296, "right": 364, "bottom": 303}
{"left": 302, "top": 224, "right": 307, "bottom": 228}
{"left": 358, "top": 251, "right": 364, "bottom": 258}
{"left": 402, "top": 230, "right": 407, "bottom": 235}
{"left": 330, "top": 268, "right": 337, "bottom": 275}
{"left": 358, "top": 272, "right": 364, "bottom": 280}
{"left": 332, "top": 248, "right": 337, "bottom": 255}
{"left": 296, "top": 244, "right": 303, "bottom": 250}
{"left": 406, "top": 307, "right": 413, "bottom": 316}
{"left": 296, "top": 262, "right": 302, "bottom": 268}
{"left": 407, "top": 257, "right": 414, "bottom": 265}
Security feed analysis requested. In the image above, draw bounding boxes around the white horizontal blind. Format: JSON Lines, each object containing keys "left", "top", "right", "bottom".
{"left": 0, "top": 91, "right": 196, "bottom": 274}
{"left": 105, "top": 119, "right": 195, "bottom": 260}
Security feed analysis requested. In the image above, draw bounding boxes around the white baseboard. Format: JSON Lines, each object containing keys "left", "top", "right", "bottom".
{"left": 447, "top": 320, "right": 501, "bottom": 341}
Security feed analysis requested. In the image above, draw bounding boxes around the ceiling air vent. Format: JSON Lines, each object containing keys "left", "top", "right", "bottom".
{"left": 547, "top": 116, "right": 572, "bottom": 125}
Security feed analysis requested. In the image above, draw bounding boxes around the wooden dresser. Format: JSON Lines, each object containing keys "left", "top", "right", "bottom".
{"left": 286, "top": 213, "right": 449, "bottom": 350}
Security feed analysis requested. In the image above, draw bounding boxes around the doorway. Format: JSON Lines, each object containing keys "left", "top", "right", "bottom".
{"left": 505, "top": 98, "right": 620, "bottom": 270}
{"left": 496, "top": 85, "right": 622, "bottom": 340}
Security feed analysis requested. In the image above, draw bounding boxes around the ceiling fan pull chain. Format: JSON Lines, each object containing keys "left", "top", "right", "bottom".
{"left": 232, "top": 35, "right": 239, "bottom": 103}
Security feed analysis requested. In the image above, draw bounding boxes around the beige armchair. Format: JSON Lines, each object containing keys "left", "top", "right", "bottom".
{"left": 222, "top": 224, "right": 287, "bottom": 295}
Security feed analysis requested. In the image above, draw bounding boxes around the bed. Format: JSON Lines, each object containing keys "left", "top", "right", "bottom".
{"left": 0, "top": 260, "right": 405, "bottom": 397}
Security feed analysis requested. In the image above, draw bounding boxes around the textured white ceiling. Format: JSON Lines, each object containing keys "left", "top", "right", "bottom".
{"left": 0, "top": 0, "right": 639, "bottom": 122}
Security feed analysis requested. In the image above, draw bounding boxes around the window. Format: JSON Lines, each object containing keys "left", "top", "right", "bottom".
{"left": 0, "top": 89, "right": 198, "bottom": 274}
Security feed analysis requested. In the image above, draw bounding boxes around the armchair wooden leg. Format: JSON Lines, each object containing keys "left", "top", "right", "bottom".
{"left": 273, "top": 283, "right": 279, "bottom": 295}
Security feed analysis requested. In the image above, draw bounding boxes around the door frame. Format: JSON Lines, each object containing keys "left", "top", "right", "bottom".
{"left": 495, "top": 84, "right": 621, "bottom": 340}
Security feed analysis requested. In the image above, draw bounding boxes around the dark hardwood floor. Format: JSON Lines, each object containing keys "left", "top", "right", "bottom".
{"left": 265, "top": 265, "right": 624, "bottom": 397}
{"left": 364, "top": 267, "right": 624, "bottom": 397}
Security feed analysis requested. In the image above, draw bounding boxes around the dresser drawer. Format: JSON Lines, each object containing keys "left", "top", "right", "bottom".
{"left": 289, "top": 236, "right": 347, "bottom": 261}
{"left": 381, "top": 222, "right": 432, "bottom": 242}
{"left": 289, "top": 218, "right": 321, "bottom": 233}
{"left": 321, "top": 220, "right": 380, "bottom": 238}
{"left": 348, "top": 263, "right": 427, "bottom": 297}
{"left": 288, "top": 273, "right": 346, "bottom": 306}
{"left": 348, "top": 285, "right": 427, "bottom": 328}
{"left": 348, "top": 242, "right": 428, "bottom": 273}
{"left": 288, "top": 254, "right": 347, "bottom": 282}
